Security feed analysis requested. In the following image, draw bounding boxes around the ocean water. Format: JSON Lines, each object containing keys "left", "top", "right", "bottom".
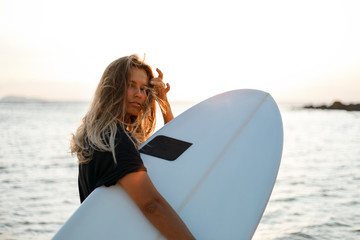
{"left": 0, "top": 100, "right": 359, "bottom": 240}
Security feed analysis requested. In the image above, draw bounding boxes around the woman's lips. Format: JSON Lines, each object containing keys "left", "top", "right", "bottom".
{"left": 129, "top": 102, "right": 142, "bottom": 109}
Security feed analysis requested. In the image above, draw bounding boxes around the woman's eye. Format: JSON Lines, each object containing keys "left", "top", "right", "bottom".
{"left": 141, "top": 87, "right": 149, "bottom": 93}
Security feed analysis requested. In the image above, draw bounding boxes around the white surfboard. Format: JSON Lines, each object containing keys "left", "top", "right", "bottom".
{"left": 53, "top": 89, "right": 283, "bottom": 240}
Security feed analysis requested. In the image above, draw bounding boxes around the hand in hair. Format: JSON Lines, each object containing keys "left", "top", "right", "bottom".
{"left": 150, "top": 68, "right": 170, "bottom": 101}
{"left": 151, "top": 68, "right": 174, "bottom": 124}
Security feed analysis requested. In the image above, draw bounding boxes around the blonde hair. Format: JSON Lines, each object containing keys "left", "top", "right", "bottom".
{"left": 70, "top": 54, "right": 161, "bottom": 164}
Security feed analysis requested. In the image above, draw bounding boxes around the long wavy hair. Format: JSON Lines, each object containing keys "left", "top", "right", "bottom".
{"left": 70, "top": 55, "right": 160, "bottom": 164}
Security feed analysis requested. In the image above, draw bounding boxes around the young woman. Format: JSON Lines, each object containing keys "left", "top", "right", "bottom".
{"left": 70, "top": 55, "right": 195, "bottom": 239}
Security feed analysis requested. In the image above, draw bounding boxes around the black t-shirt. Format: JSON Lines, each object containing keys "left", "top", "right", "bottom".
{"left": 78, "top": 126, "right": 147, "bottom": 203}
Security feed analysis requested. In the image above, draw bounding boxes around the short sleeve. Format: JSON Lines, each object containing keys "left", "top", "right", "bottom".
{"left": 78, "top": 126, "right": 146, "bottom": 202}
{"left": 95, "top": 127, "right": 147, "bottom": 188}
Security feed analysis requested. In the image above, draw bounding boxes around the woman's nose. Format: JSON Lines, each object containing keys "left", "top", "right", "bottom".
{"left": 134, "top": 87, "right": 142, "bottom": 97}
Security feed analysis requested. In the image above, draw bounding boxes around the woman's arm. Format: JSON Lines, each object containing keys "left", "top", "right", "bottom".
{"left": 118, "top": 171, "right": 195, "bottom": 240}
{"left": 160, "top": 97, "right": 174, "bottom": 124}
{"left": 150, "top": 68, "right": 174, "bottom": 124}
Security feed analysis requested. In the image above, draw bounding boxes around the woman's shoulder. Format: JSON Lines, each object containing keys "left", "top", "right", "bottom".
{"left": 114, "top": 125, "right": 140, "bottom": 157}
{"left": 115, "top": 124, "right": 136, "bottom": 146}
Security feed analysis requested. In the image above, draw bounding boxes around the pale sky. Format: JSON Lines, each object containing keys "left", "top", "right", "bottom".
{"left": 1, "top": 0, "right": 359, "bottom": 103}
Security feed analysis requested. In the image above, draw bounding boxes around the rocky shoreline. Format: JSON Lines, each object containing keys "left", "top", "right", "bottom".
{"left": 304, "top": 101, "right": 360, "bottom": 111}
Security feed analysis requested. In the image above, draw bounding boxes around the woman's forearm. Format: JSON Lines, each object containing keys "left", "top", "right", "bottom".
{"left": 161, "top": 101, "right": 174, "bottom": 124}
{"left": 140, "top": 195, "right": 195, "bottom": 240}
{"left": 118, "top": 171, "right": 194, "bottom": 239}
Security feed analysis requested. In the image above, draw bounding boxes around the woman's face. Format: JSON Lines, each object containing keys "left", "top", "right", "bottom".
{"left": 125, "top": 67, "right": 149, "bottom": 118}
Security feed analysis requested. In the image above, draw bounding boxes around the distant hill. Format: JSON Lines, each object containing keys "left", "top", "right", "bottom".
{"left": 304, "top": 101, "right": 360, "bottom": 111}
{"left": 0, "top": 96, "right": 47, "bottom": 103}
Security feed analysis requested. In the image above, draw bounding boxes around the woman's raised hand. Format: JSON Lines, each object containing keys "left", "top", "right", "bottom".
{"left": 150, "top": 68, "right": 170, "bottom": 102}
{"left": 150, "top": 68, "right": 174, "bottom": 124}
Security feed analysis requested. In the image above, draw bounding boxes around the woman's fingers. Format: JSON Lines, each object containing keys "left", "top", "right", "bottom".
{"left": 165, "top": 83, "right": 170, "bottom": 93}
{"left": 151, "top": 79, "right": 166, "bottom": 88}
{"left": 156, "top": 68, "right": 163, "bottom": 80}
{"left": 151, "top": 68, "right": 167, "bottom": 89}
{"left": 150, "top": 68, "right": 170, "bottom": 99}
